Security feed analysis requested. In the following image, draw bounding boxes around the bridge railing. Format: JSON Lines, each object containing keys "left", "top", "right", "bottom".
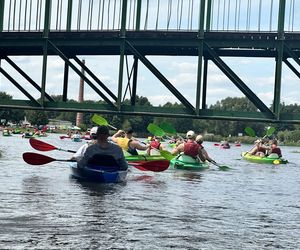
{"left": 0, "top": 0, "right": 298, "bottom": 32}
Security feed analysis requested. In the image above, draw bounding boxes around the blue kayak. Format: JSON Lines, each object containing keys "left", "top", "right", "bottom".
{"left": 69, "top": 163, "right": 127, "bottom": 183}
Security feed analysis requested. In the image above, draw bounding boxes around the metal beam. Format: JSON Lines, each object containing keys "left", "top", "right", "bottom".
{"left": 5, "top": 56, "right": 54, "bottom": 102}
{"left": 284, "top": 59, "right": 300, "bottom": 79}
{"left": 47, "top": 40, "right": 117, "bottom": 108}
{"left": 73, "top": 56, "right": 117, "bottom": 102}
{"left": 125, "top": 40, "right": 195, "bottom": 113}
{"left": 204, "top": 42, "right": 275, "bottom": 119}
{"left": 0, "top": 67, "right": 40, "bottom": 106}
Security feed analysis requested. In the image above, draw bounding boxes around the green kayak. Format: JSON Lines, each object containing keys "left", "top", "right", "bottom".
{"left": 241, "top": 152, "right": 288, "bottom": 164}
{"left": 170, "top": 154, "right": 209, "bottom": 170}
{"left": 125, "top": 154, "right": 165, "bottom": 162}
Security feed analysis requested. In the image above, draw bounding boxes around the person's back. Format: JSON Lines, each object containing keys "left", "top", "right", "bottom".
{"left": 78, "top": 125, "right": 128, "bottom": 170}
{"left": 172, "top": 130, "right": 200, "bottom": 158}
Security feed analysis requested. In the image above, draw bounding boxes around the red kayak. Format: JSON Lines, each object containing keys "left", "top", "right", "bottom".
{"left": 128, "top": 160, "right": 170, "bottom": 172}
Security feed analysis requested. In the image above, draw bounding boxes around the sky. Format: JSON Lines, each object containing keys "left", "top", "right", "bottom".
{"left": 0, "top": 0, "right": 300, "bottom": 108}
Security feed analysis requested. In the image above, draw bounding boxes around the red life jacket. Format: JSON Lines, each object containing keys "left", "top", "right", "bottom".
{"left": 150, "top": 140, "right": 161, "bottom": 149}
{"left": 183, "top": 140, "right": 200, "bottom": 158}
{"left": 270, "top": 147, "right": 282, "bottom": 157}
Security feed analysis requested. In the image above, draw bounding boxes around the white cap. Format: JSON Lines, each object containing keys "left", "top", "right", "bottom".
{"left": 186, "top": 130, "right": 195, "bottom": 139}
{"left": 90, "top": 126, "right": 98, "bottom": 135}
{"left": 195, "top": 135, "right": 203, "bottom": 143}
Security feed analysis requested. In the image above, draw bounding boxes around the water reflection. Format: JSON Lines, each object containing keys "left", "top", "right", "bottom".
{"left": 173, "top": 170, "right": 203, "bottom": 182}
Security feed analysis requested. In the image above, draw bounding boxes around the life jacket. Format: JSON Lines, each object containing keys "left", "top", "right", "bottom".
{"left": 270, "top": 147, "right": 282, "bottom": 157}
{"left": 150, "top": 140, "right": 161, "bottom": 149}
{"left": 183, "top": 140, "right": 200, "bottom": 158}
{"left": 117, "top": 137, "right": 138, "bottom": 155}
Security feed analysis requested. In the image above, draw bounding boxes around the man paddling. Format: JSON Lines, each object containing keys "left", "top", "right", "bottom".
{"left": 111, "top": 128, "right": 150, "bottom": 155}
{"left": 77, "top": 125, "right": 128, "bottom": 170}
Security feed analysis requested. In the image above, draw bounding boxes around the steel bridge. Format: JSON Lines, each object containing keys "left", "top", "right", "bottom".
{"left": 0, "top": 0, "right": 300, "bottom": 123}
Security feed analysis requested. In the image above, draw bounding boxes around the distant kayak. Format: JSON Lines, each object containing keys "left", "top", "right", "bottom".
{"left": 241, "top": 152, "right": 288, "bottom": 165}
{"left": 170, "top": 154, "right": 209, "bottom": 171}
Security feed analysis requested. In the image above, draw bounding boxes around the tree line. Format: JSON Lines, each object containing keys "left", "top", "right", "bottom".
{"left": 1, "top": 91, "right": 300, "bottom": 143}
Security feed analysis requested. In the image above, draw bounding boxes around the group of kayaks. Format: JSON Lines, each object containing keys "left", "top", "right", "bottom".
{"left": 22, "top": 137, "right": 289, "bottom": 184}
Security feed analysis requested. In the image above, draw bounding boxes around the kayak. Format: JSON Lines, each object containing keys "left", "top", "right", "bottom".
{"left": 125, "top": 154, "right": 165, "bottom": 162}
{"left": 220, "top": 144, "right": 230, "bottom": 149}
{"left": 69, "top": 163, "right": 127, "bottom": 183}
{"left": 241, "top": 152, "right": 288, "bottom": 164}
{"left": 170, "top": 154, "right": 209, "bottom": 170}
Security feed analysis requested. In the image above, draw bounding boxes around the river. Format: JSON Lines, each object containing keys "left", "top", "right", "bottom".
{"left": 0, "top": 133, "right": 299, "bottom": 249}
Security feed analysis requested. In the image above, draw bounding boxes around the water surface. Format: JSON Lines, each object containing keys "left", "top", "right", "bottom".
{"left": 0, "top": 134, "right": 299, "bottom": 249}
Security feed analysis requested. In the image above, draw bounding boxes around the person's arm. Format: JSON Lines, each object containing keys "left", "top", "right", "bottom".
{"left": 114, "top": 145, "right": 128, "bottom": 170}
{"left": 111, "top": 130, "right": 124, "bottom": 143}
{"left": 71, "top": 144, "right": 88, "bottom": 161}
{"left": 130, "top": 140, "right": 149, "bottom": 151}
{"left": 201, "top": 148, "right": 216, "bottom": 163}
{"left": 171, "top": 143, "right": 184, "bottom": 155}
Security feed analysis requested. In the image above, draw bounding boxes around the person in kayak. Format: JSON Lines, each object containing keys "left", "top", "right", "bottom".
{"left": 71, "top": 126, "right": 98, "bottom": 161}
{"left": 171, "top": 130, "right": 203, "bottom": 159}
{"left": 249, "top": 138, "right": 269, "bottom": 157}
{"left": 111, "top": 128, "right": 150, "bottom": 155}
{"left": 267, "top": 139, "right": 282, "bottom": 157}
{"left": 195, "top": 135, "right": 217, "bottom": 164}
{"left": 78, "top": 125, "right": 128, "bottom": 170}
{"left": 147, "top": 136, "right": 164, "bottom": 155}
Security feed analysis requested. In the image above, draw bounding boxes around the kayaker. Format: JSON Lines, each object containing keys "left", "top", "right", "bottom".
{"left": 195, "top": 135, "right": 217, "bottom": 164}
{"left": 111, "top": 128, "right": 150, "bottom": 155}
{"left": 249, "top": 138, "right": 269, "bottom": 157}
{"left": 171, "top": 130, "right": 201, "bottom": 158}
{"left": 71, "top": 126, "right": 98, "bottom": 161}
{"left": 268, "top": 139, "right": 282, "bottom": 157}
{"left": 78, "top": 125, "right": 128, "bottom": 170}
{"left": 147, "top": 136, "right": 164, "bottom": 155}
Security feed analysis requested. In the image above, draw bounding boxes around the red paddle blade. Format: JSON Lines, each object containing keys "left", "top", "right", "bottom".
{"left": 129, "top": 160, "right": 170, "bottom": 172}
{"left": 29, "top": 138, "right": 57, "bottom": 151}
{"left": 23, "top": 152, "right": 56, "bottom": 165}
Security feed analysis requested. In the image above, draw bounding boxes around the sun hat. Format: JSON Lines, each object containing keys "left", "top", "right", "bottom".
{"left": 90, "top": 126, "right": 98, "bottom": 135}
{"left": 186, "top": 130, "right": 195, "bottom": 139}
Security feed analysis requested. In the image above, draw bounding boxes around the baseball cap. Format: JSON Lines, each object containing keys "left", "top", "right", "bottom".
{"left": 97, "top": 125, "right": 109, "bottom": 135}
{"left": 186, "top": 130, "right": 195, "bottom": 139}
{"left": 90, "top": 126, "right": 98, "bottom": 135}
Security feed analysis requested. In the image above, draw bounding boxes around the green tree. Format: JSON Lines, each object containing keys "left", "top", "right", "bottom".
{"left": 25, "top": 110, "right": 49, "bottom": 126}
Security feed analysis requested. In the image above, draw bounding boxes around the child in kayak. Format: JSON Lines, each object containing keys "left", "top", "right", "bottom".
{"left": 268, "top": 139, "right": 282, "bottom": 157}
{"left": 195, "top": 135, "right": 217, "bottom": 164}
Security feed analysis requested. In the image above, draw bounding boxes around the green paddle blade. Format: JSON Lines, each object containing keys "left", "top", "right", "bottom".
{"left": 244, "top": 127, "right": 255, "bottom": 137}
{"left": 92, "top": 114, "right": 108, "bottom": 126}
{"left": 266, "top": 126, "right": 275, "bottom": 136}
{"left": 159, "top": 122, "right": 177, "bottom": 135}
{"left": 147, "top": 123, "right": 165, "bottom": 137}
{"left": 160, "top": 150, "right": 175, "bottom": 161}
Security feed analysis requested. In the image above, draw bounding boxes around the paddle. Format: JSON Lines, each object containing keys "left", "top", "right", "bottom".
{"left": 160, "top": 150, "right": 176, "bottom": 161}
{"left": 209, "top": 161, "right": 230, "bottom": 170}
{"left": 147, "top": 123, "right": 165, "bottom": 137}
{"left": 23, "top": 152, "right": 75, "bottom": 165}
{"left": 159, "top": 122, "right": 176, "bottom": 135}
{"left": 129, "top": 160, "right": 170, "bottom": 172}
{"left": 92, "top": 114, "right": 117, "bottom": 130}
{"left": 29, "top": 138, "right": 76, "bottom": 153}
{"left": 244, "top": 127, "right": 256, "bottom": 137}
